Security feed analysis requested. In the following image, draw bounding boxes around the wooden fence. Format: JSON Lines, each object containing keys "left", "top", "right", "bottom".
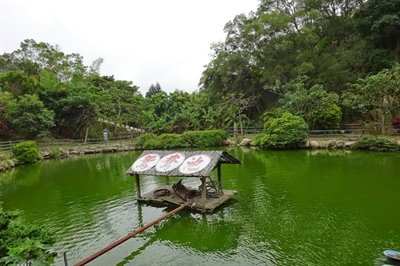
{"left": 0, "top": 140, "right": 22, "bottom": 152}
{"left": 1, "top": 125, "right": 398, "bottom": 153}
{"left": 0, "top": 133, "right": 141, "bottom": 152}
{"left": 226, "top": 124, "right": 399, "bottom": 139}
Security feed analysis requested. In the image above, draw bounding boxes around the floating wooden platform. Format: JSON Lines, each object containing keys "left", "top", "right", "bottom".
{"left": 137, "top": 185, "right": 237, "bottom": 213}
{"left": 126, "top": 150, "right": 242, "bottom": 213}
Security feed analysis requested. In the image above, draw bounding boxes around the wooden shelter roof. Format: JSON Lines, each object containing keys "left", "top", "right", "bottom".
{"left": 125, "top": 150, "right": 241, "bottom": 177}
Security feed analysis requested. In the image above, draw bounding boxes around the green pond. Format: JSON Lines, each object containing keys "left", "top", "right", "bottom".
{"left": 0, "top": 147, "right": 399, "bottom": 266}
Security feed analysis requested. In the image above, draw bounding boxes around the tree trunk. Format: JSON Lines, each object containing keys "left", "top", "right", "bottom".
{"left": 381, "top": 97, "right": 389, "bottom": 135}
{"left": 84, "top": 126, "right": 89, "bottom": 144}
{"left": 239, "top": 117, "right": 244, "bottom": 136}
{"left": 233, "top": 121, "right": 238, "bottom": 143}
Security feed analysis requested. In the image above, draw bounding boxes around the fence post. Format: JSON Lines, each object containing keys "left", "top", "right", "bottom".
{"left": 9, "top": 140, "right": 12, "bottom": 150}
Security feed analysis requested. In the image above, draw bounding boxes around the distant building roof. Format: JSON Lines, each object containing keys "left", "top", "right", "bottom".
{"left": 125, "top": 150, "right": 241, "bottom": 177}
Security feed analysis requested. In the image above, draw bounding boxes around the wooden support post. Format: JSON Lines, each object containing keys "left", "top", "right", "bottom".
{"left": 135, "top": 174, "right": 141, "bottom": 198}
{"left": 201, "top": 177, "right": 206, "bottom": 213}
{"left": 165, "top": 176, "right": 169, "bottom": 185}
{"left": 217, "top": 163, "right": 223, "bottom": 194}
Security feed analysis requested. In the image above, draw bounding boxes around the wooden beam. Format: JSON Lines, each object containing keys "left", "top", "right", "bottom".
{"left": 74, "top": 204, "right": 186, "bottom": 266}
{"left": 135, "top": 174, "right": 141, "bottom": 198}
{"left": 201, "top": 177, "right": 206, "bottom": 213}
{"left": 217, "top": 163, "right": 223, "bottom": 194}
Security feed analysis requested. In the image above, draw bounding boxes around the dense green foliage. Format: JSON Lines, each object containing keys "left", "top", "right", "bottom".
{"left": 199, "top": 0, "right": 399, "bottom": 131}
{"left": 0, "top": 203, "right": 56, "bottom": 265}
{"left": 12, "top": 141, "right": 41, "bottom": 164}
{"left": 144, "top": 134, "right": 189, "bottom": 149}
{"left": 135, "top": 130, "right": 229, "bottom": 149}
{"left": 182, "top": 130, "right": 229, "bottom": 148}
{"left": 0, "top": 0, "right": 399, "bottom": 142}
{"left": 342, "top": 64, "right": 400, "bottom": 134}
{"left": 350, "top": 135, "right": 400, "bottom": 151}
{"left": 252, "top": 112, "right": 308, "bottom": 149}
{"left": 275, "top": 77, "right": 342, "bottom": 129}
{"left": 6, "top": 94, "right": 55, "bottom": 139}
{"left": 133, "top": 133, "right": 157, "bottom": 148}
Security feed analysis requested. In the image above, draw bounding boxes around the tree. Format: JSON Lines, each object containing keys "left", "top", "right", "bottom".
{"left": 354, "top": 0, "right": 400, "bottom": 72}
{"left": 5, "top": 94, "right": 55, "bottom": 138}
{"left": 274, "top": 76, "right": 342, "bottom": 129}
{"left": 0, "top": 70, "right": 41, "bottom": 98}
{"left": 0, "top": 91, "right": 13, "bottom": 138}
{"left": 58, "top": 88, "right": 99, "bottom": 141}
{"left": 342, "top": 64, "right": 400, "bottom": 134}
{"left": 0, "top": 39, "right": 88, "bottom": 83}
{"left": 89, "top": 57, "right": 104, "bottom": 75}
{"left": 80, "top": 74, "right": 144, "bottom": 136}
{"left": 220, "top": 93, "right": 259, "bottom": 139}
{"left": 145, "top": 82, "right": 162, "bottom": 98}
{"left": 355, "top": 0, "right": 400, "bottom": 51}
{"left": 200, "top": 0, "right": 368, "bottom": 120}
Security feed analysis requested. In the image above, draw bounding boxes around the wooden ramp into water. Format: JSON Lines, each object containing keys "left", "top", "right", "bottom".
{"left": 138, "top": 185, "right": 237, "bottom": 213}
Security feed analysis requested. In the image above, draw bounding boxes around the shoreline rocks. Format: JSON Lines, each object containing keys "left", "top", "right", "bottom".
{"left": 40, "top": 144, "right": 136, "bottom": 159}
{"left": 0, "top": 143, "right": 136, "bottom": 172}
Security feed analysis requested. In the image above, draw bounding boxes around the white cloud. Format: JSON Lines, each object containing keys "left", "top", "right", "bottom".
{"left": 1, "top": 0, "right": 258, "bottom": 95}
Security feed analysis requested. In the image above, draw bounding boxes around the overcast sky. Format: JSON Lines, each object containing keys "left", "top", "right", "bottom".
{"left": 1, "top": 0, "right": 258, "bottom": 95}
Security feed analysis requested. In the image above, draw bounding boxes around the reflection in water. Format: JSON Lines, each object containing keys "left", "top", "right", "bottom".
{"left": 0, "top": 149, "right": 399, "bottom": 266}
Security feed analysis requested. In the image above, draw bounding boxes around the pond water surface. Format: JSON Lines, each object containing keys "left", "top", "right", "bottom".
{"left": 0, "top": 147, "right": 399, "bottom": 266}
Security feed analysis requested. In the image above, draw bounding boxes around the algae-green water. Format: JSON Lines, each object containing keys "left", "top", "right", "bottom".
{"left": 0, "top": 147, "right": 399, "bottom": 266}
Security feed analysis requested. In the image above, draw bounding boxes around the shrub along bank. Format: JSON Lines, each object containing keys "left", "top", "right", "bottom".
{"left": 134, "top": 130, "right": 229, "bottom": 149}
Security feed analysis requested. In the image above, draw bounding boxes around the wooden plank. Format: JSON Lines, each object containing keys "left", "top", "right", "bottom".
{"left": 217, "top": 163, "right": 223, "bottom": 194}
{"left": 201, "top": 177, "right": 206, "bottom": 212}
{"left": 135, "top": 174, "right": 141, "bottom": 198}
{"left": 137, "top": 185, "right": 237, "bottom": 213}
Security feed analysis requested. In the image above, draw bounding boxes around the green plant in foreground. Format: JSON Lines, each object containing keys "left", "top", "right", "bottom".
{"left": 0, "top": 203, "right": 56, "bottom": 265}
{"left": 3, "top": 238, "right": 55, "bottom": 266}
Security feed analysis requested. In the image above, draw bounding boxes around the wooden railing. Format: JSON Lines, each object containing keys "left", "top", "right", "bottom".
{"left": 0, "top": 133, "right": 141, "bottom": 152}
{"left": 0, "top": 140, "right": 22, "bottom": 152}
{"left": 1, "top": 125, "right": 398, "bottom": 152}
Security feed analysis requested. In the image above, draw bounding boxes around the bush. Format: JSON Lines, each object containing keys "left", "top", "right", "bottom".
{"left": 143, "top": 134, "right": 189, "bottom": 149}
{"left": 133, "top": 133, "right": 157, "bottom": 149}
{"left": 0, "top": 203, "right": 56, "bottom": 265}
{"left": 350, "top": 135, "right": 400, "bottom": 152}
{"left": 12, "top": 141, "right": 42, "bottom": 164}
{"left": 137, "top": 130, "right": 229, "bottom": 150}
{"left": 253, "top": 112, "right": 308, "bottom": 149}
{"left": 182, "top": 130, "right": 228, "bottom": 147}
{"left": 310, "top": 104, "right": 342, "bottom": 130}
